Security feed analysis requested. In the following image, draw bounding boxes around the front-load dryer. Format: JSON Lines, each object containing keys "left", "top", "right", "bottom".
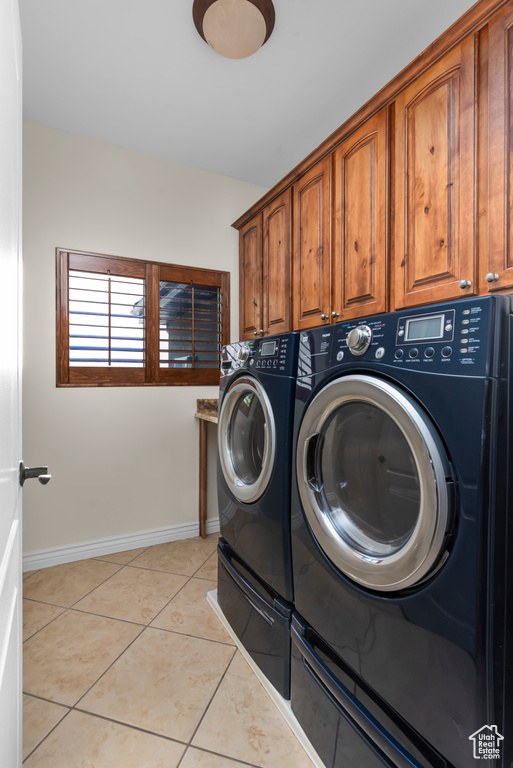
{"left": 217, "top": 331, "right": 299, "bottom": 697}
{"left": 290, "top": 296, "right": 512, "bottom": 767}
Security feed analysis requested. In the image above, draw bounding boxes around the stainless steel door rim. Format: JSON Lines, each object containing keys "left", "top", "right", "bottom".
{"left": 296, "top": 374, "right": 452, "bottom": 591}
{"left": 218, "top": 376, "right": 276, "bottom": 503}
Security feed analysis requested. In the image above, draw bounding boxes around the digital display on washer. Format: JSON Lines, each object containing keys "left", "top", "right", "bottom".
{"left": 260, "top": 340, "right": 278, "bottom": 356}
{"left": 405, "top": 314, "right": 444, "bottom": 341}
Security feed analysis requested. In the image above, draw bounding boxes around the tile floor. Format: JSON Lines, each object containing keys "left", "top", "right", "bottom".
{"left": 23, "top": 534, "right": 315, "bottom": 767}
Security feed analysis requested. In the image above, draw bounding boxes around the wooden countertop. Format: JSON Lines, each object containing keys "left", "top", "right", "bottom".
{"left": 195, "top": 398, "right": 218, "bottom": 424}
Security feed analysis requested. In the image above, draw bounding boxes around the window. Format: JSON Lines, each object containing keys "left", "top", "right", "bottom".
{"left": 56, "top": 249, "right": 230, "bottom": 386}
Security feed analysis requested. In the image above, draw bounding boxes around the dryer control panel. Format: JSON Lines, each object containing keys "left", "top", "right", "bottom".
{"left": 298, "top": 296, "right": 511, "bottom": 379}
{"left": 335, "top": 301, "right": 491, "bottom": 374}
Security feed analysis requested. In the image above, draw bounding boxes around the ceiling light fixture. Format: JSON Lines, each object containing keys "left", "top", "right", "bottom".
{"left": 193, "top": 0, "right": 275, "bottom": 59}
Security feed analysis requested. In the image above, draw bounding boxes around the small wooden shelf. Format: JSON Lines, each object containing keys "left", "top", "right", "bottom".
{"left": 195, "top": 399, "right": 218, "bottom": 538}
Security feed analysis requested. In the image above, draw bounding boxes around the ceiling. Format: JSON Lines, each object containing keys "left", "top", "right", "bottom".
{"left": 19, "top": 0, "right": 478, "bottom": 189}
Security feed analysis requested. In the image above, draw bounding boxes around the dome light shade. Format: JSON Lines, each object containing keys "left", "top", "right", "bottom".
{"left": 193, "top": 0, "right": 275, "bottom": 59}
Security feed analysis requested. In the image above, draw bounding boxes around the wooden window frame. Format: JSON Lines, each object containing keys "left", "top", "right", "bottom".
{"left": 56, "top": 249, "right": 230, "bottom": 387}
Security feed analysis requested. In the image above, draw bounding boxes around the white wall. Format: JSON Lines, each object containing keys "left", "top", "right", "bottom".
{"left": 22, "top": 122, "right": 268, "bottom": 557}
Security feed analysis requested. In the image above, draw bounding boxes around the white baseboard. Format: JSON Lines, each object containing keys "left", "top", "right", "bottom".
{"left": 23, "top": 517, "right": 220, "bottom": 572}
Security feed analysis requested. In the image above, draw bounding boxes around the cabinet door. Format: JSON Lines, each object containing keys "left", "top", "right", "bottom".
{"left": 333, "top": 109, "right": 388, "bottom": 321}
{"left": 292, "top": 157, "right": 331, "bottom": 330}
{"left": 394, "top": 38, "right": 476, "bottom": 308}
{"left": 239, "top": 214, "right": 262, "bottom": 340}
{"left": 262, "top": 189, "right": 291, "bottom": 335}
{"left": 488, "top": 5, "right": 513, "bottom": 292}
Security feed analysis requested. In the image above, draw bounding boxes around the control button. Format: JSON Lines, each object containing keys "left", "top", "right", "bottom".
{"left": 394, "top": 349, "right": 404, "bottom": 359}
{"left": 375, "top": 347, "right": 385, "bottom": 359}
{"left": 442, "top": 346, "right": 453, "bottom": 357}
{"left": 462, "top": 319, "right": 470, "bottom": 325}
{"left": 460, "top": 348, "right": 468, "bottom": 353}
{"left": 445, "top": 323, "right": 453, "bottom": 331}
{"left": 273, "top": 359, "right": 278, "bottom": 366}
{"left": 398, "top": 329, "right": 405, "bottom": 337}
{"left": 424, "top": 347, "right": 435, "bottom": 358}
{"left": 409, "top": 348, "right": 419, "bottom": 359}
{"left": 237, "top": 344, "right": 250, "bottom": 363}
{"left": 249, "top": 359, "right": 254, "bottom": 366}
{"left": 346, "top": 325, "right": 372, "bottom": 356}
{"left": 462, "top": 309, "right": 470, "bottom": 315}
{"left": 460, "top": 339, "right": 468, "bottom": 345}
{"left": 336, "top": 350, "right": 344, "bottom": 362}
{"left": 461, "top": 329, "right": 469, "bottom": 334}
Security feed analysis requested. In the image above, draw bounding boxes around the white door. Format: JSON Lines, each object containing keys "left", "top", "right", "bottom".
{"left": 0, "top": 0, "right": 23, "bottom": 764}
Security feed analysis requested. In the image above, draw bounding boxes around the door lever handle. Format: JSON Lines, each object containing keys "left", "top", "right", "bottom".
{"left": 19, "top": 461, "right": 52, "bottom": 487}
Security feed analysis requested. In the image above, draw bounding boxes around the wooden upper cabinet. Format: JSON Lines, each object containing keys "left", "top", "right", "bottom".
{"left": 262, "top": 189, "right": 291, "bottom": 335}
{"left": 239, "top": 214, "right": 263, "bottom": 339}
{"left": 488, "top": 4, "right": 513, "bottom": 292}
{"left": 332, "top": 109, "right": 388, "bottom": 321}
{"left": 292, "top": 157, "right": 331, "bottom": 330}
{"left": 394, "top": 37, "right": 476, "bottom": 309}
{"left": 238, "top": 194, "right": 291, "bottom": 340}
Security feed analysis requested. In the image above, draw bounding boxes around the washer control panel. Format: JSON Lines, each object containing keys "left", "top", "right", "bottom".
{"left": 221, "top": 333, "right": 298, "bottom": 376}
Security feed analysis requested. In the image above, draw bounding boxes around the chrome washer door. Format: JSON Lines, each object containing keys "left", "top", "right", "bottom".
{"left": 218, "top": 376, "right": 276, "bottom": 503}
{"left": 297, "top": 374, "right": 452, "bottom": 591}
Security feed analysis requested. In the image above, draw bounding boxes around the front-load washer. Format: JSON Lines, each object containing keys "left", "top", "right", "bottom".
{"left": 217, "top": 331, "right": 299, "bottom": 697}
{"left": 290, "top": 296, "right": 512, "bottom": 767}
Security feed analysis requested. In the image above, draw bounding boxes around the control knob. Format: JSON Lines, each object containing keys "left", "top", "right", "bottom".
{"left": 237, "top": 344, "right": 250, "bottom": 363}
{"left": 346, "top": 325, "right": 372, "bottom": 356}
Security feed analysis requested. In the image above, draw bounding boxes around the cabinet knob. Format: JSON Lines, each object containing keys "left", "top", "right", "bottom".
{"left": 320, "top": 314, "right": 329, "bottom": 321}
{"left": 253, "top": 331, "right": 259, "bottom": 336}
{"left": 485, "top": 272, "right": 499, "bottom": 283}
{"left": 331, "top": 311, "right": 340, "bottom": 319}
{"left": 459, "top": 279, "right": 472, "bottom": 289}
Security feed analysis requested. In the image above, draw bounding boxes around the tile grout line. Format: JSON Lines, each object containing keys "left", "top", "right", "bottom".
{"left": 66, "top": 560, "right": 134, "bottom": 610}
{"left": 72, "top": 707, "right": 190, "bottom": 748}
{"left": 22, "top": 602, "right": 67, "bottom": 643}
{"left": 22, "top": 539, "right": 223, "bottom": 764}
{"left": 175, "top": 648, "right": 244, "bottom": 768}
{"left": 57, "top": 545, "right": 221, "bottom": 712}
{"left": 71, "top": 623, "right": 148, "bottom": 710}
{"left": 135, "top": 545, "right": 218, "bottom": 626}
{"left": 185, "top": 648, "right": 238, "bottom": 745}
{"left": 23, "top": 552, "right": 219, "bottom": 646}
{"left": 22, "top": 702, "right": 72, "bottom": 764}
{"left": 180, "top": 744, "right": 264, "bottom": 768}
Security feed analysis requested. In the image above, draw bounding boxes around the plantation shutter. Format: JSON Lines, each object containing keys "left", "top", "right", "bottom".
{"left": 56, "top": 250, "right": 229, "bottom": 386}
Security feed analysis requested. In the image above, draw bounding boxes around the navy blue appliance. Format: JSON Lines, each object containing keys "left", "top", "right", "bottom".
{"left": 217, "top": 331, "right": 299, "bottom": 697}
{"left": 290, "top": 296, "right": 512, "bottom": 767}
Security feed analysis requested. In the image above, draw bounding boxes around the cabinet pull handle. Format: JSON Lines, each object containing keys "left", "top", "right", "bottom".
{"left": 485, "top": 272, "right": 499, "bottom": 283}
{"left": 459, "top": 279, "right": 472, "bottom": 289}
{"left": 331, "top": 311, "right": 340, "bottom": 319}
{"left": 320, "top": 314, "right": 329, "bottom": 321}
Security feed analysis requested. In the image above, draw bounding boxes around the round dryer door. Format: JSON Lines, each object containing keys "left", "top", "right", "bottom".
{"left": 296, "top": 374, "right": 452, "bottom": 591}
{"left": 218, "top": 376, "right": 276, "bottom": 503}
